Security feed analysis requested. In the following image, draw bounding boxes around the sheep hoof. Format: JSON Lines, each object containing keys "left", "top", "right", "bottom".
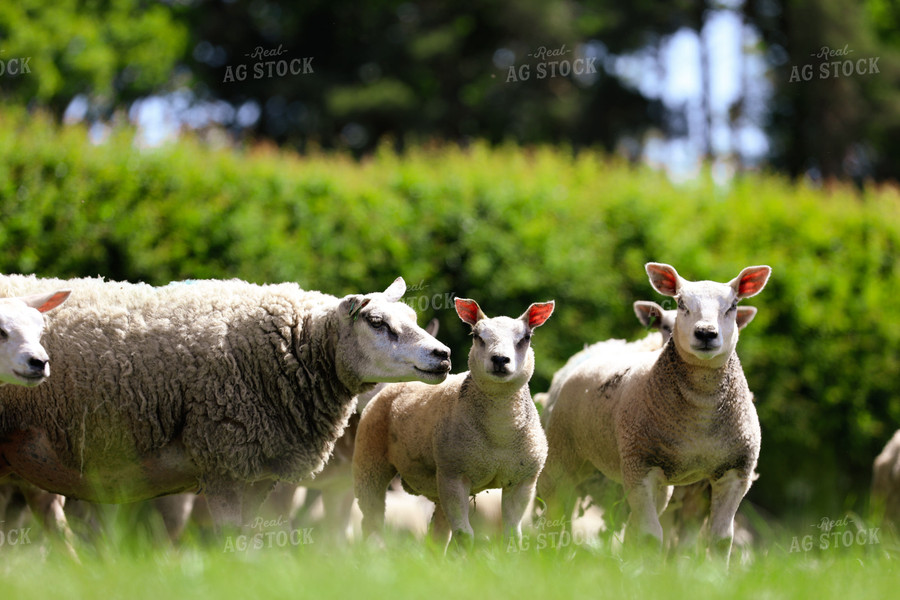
{"left": 448, "top": 529, "right": 475, "bottom": 553}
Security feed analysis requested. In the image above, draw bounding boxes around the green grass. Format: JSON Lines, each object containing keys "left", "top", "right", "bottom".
{"left": 1, "top": 523, "right": 896, "bottom": 599}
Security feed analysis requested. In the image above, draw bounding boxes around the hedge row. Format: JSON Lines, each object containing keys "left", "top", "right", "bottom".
{"left": 2, "top": 108, "right": 899, "bottom": 516}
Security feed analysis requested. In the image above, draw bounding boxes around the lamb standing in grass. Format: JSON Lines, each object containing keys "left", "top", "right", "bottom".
{"left": 0, "top": 290, "right": 71, "bottom": 548}
{"left": 539, "top": 263, "right": 770, "bottom": 564}
{"left": 0, "top": 275, "right": 451, "bottom": 529}
{"left": 354, "top": 298, "right": 554, "bottom": 549}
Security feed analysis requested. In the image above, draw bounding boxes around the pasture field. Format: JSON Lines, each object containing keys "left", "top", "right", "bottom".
{"left": 0, "top": 522, "right": 896, "bottom": 600}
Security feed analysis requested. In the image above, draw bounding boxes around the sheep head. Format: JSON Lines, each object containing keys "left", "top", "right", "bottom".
{"left": 0, "top": 290, "right": 70, "bottom": 386}
{"left": 337, "top": 277, "right": 451, "bottom": 388}
{"left": 646, "top": 263, "right": 770, "bottom": 368}
{"left": 456, "top": 298, "right": 554, "bottom": 389}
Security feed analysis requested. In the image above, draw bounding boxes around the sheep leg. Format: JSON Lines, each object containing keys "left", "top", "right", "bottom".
{"left": 429, "top": 502, "right": 451, "bottom": 548}
{"left": 624, "top": 467, "right": 666, "bottom": 549}
{"left": 153, "top": 493, "right": 197, "bottom": 543}
{"left": 354, "top": 460, "right": 396, "bottom": 540}
{"left": 437, "top": 473, "right": 474, "bottom": 551}
{"left": 536, "top": 456, "right": 586, "bottom": 534}
{"left": 673, "top": 482, "right": 711, "bottom": 554}
{"left": 708, "top": 469, "right": 751, "bottom": 565}
{"left": 320, "top": 486, "right": 355, "bottom": 541}
{"left": 501, "top": 476, "right": 537, "bottom": 544}
{"left": 0, "top": 484, "right": 29, "bottom": 533}
{"left": 240, "top": 480, "right": 276, "bottom": 524}
{"left": 21, "top": 487, "right": 78, "bottom": 560}
{"left": 204, "top": 482, "right": 243, "bottom": 531}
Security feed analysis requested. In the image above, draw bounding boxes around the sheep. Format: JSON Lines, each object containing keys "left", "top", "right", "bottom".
{"left": 0, "top": 289, "right": 72, "bottom": 554}
{"left": 538, "top": 262, "right": 770, "bottom": 564}
{"left": 0, "top": 274, "right": 451, "bottom": 530}
{"left": 0, "top": 290, "right": 70, "bottom": 387}
{"left": 148, "top": 317, "right": 444, "bottom": 544}
{"left": 872, "top": 430, "right": 900, "bottom": 536}
{"left": 354, "top": 297, "right": 554, "bottom": 550}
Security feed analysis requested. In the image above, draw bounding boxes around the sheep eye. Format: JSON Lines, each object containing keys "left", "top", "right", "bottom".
{"left": 0, "top": 328, "right": 6, "bottom": 340}
{"left": 677, "top": 298, "right": 688, "bottom": 313}
{"left": 518, "top": 333, "right": 532, "bottom": 347}
{"left": 471, "top": 332, "right": 484, "bottom": 344}
{"left": 727, "top": 300, "right": 738, "bottom": 313}
{"left": 366, "top": 316, "right": 384, "bottom": 329}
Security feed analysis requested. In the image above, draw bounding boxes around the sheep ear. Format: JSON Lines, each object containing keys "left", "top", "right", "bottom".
{"left": 633, "top": 301, "right": 665, "bottom": 329}
{"left": 382, "top": 277, "right": 406, "bottom": 303}
{"left": 425, "top": 318, "right": 440, "bottom": 337}
{"left": 731, "top": 266, "right": 771, "bottom": 299}
{"left": 22, "top": 290, "right": 71, "bottom": 313}
{"left": 521, "top": 301, "right": 554, "bottom": 329}
{"left": 345, "top": 296, "right": 372, "bottom": 322}
{"left": 455, "top": 298, "right": 486, "bottom": 326}
{"left": 736, "top": 306, "right": 757, "bottom": 329}
{"left": 646, "top": 263, "right": 681, "bottom": 297}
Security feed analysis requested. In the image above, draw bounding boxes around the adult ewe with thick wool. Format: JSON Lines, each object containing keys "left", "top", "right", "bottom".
{"left": 0, "top": 275, "right": 450, "bottom": 528}
{"left": 355, "top": 297, "right": 554, "bottom": 550}
{"left": 538, "top": 263, "right": 770, "bottom": 564}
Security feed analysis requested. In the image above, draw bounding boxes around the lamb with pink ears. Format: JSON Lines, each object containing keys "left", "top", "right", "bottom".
{"left": 354, "top": 297, "right": 554, "bottom": 551}
{"left": 0, "top": 291, "right": 70, "bottom": 386}
{"left": 539, "top": 263, "right": 770, "bottom": 564}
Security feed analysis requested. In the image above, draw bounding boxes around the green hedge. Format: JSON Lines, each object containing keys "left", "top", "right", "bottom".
{"left": 2, "top": 108, "right": 899, "bottom": 517}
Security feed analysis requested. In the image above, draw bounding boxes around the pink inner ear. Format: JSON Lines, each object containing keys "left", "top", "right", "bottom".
{"left": 634, "top": 302, "right": 659, "bottom": 323}
{"left": 527, "top": 302, "right": 554, "bottom": 328}
{"left": 455, "top": 298, "right": 481, "bottom": 325}
{"left": 738, "top": 267, "right": 770, "bottom": 297}
{"left": 647, "top": 264, "right": 679, "bottom": 296}
{"left": 37, "top": 291, "right": 71, "bottom": 313}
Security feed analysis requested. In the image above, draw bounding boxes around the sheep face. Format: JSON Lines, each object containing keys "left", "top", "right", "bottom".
{"left": 0, "top": 291, "right": 70, "bottom": 386}
{"left": 337, "top": 277, "right": 451, "bottom": 387}
{"left": 456, "top": 298, "right": 554, "bottom": 387}
{"left": 646, "top": 263, "right": 770, "bottom": 368}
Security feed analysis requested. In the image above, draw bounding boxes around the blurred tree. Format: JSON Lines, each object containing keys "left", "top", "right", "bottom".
{"left": 749, "top": 0, "right": 900, "bottom": 182}
{"left": 174, "top": 0, "right": 702, "bottom": 153}
{"left": 0, "top": 0, "right": 188, "bottom": 117}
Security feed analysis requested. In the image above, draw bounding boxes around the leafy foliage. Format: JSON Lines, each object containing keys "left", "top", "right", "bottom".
{"left": 0, "top": 0, "right": 188, "bottom": 113}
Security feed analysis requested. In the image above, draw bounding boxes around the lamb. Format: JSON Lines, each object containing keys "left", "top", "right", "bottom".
{"left": 0, "top": 290, "right": 70, "bottom": 387}
{"left": 0, "top": 289, "right": 72, "bottom": 550}
{"left": 0, "top": 274, "right": 451, "bottom": 529}
{"left": 539, "top": 262, "right": 770, "bottom": 564}
{"left": 354, "top": 297, "right": 554, "bottom": 550}
{"left": 872, "top": 430, "right": 900, "bottom": 536}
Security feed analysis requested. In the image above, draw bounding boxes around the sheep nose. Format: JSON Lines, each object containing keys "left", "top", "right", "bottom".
{"left": 694, "top": 327, "right": 718, "bottom": 342}
{"left": 27, "top": 357, "right": 48, "bottom": 371}
{"left": 491, "top": 355, "right": 511, "bottom": 367}
{"left": 432, "top": 347, "right": 450, "bottom": 361}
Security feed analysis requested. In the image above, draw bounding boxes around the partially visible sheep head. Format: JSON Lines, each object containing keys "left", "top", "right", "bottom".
{"left": 633, "top": 301, "right": 677, "bottom": 342}
{"left": 455, "top": 298, "right": 554, "bottom": 389}
{"left": 0, "top": 290, "right": 71, "bottom": 386}
{"left": 337, "top": 277, "right": 451, "bottom": 388}
{"left": 646, "top": 263, "right": 770, "bottom": 368}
